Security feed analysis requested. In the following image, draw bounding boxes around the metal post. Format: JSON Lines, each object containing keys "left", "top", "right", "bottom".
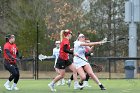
{"left": 109, "top": 60, "right": 111, "bottom": 79}
{"left": 36, "top": 22, "right": 39, "bottom": 80}
{"left": 124, "top": 0, "right": 140, "bottom": 78}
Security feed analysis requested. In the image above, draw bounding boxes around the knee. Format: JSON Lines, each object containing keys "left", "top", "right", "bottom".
{"left": 60, "top": 74, "right": 65, "bottom": 79}
{"left": 88, "top": 73, "right": 94, "bottom": 77}
{"left": 73, "top": 71, "right": 77, "bottom": 75}
{"left": 81, "top": 75, "right": 86, "bottom": 80}
{"left": 72, "top": 68, "right": 77, "bottom": 74}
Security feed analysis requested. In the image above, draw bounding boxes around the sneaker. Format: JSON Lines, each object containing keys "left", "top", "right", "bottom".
{"left": 83, "top": 81, "right": 92, "bottom": 88}
{"left": 74, "top": 84, "right": 84, "bottom": 90}
{"left": 99, "top": 84, "right": 106, "bottom": 90}
{"left": 11, "top": 87, "right": 19, "bottom": 90}
{"left": 79, "top": 82, "right": 84, "bottom": 90}
{"left": 61, "top": 82, "right": 65, "bottom": 86}
{"left": 67, "top": 80, "right": 71, "bottom": 87}
{"left": 4, "top": 83, "right": 11, "bottom": 91}
{"left": 56, "top": 81, "right": 61, "bottom": 86}
{"left": 48, "top": 83, "right": 56, "bottom": 92}
{"left": 10, "top": 83, "right": 19, "bottom": 91}
{"left": 61, "top": 79, "right": 65, "bottom": 85}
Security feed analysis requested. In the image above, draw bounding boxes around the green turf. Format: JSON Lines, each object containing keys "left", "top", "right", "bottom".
{"left": 0, "top": 79, "right": 140, "bottom": 93}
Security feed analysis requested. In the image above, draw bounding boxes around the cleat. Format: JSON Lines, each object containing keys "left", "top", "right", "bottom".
{"left": 74, "top": 84, "right": 84, "bottom": 90}
{"left": 48, "top": 83, "right": 56, "bottom": 92}
{"left": 11, "top": 87, "right": 19, "bottom": 90}
{"left": 4, "top": 84, "right": 11, "bottom": 91}
{"left": 83, "top": 81, "right": 92, "bottom": 88}
{"left": 56, "top": 81, "right": 61, "bottom": 86}
{"left": 99, "top": 84, "right": 106, "bottom": 90}
{"left": 67, "top": 80, "right": 71, "bottom": 87}
{"left": 61, "top": 79, "right": 65, "bottom": 85}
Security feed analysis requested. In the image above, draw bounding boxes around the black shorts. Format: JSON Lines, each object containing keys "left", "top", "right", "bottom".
{"left": 55, "top": 57, "right": 72, "bottom": 69}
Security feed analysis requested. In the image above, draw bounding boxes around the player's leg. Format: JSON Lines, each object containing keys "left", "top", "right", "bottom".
{"left": 48, "top": 58, "right": 66, "bottom": 91}
{"left": 61, "top": 78, "right": 65, "bottom": 85}
{"left": 84, "top": 64, "right": 106, "bottom": 90}
{"left": 76, "top": 67, "right": 86, "bottom": 86}
{"left": 55, "top": 68, "right": 61, "bottom": 86}
{"left": 48, "top": 69, "right": 65, "bottom": 91}
{"left": 67, "top": 74, "right": 73, "bottom": 87}
{"left": 68, "top": 63, "right": 84, "bottom": 89}
{"left": 55, "top": 67, "right": 65, "bottom": 86}
{"left": 11, "top": 66, "right": 20, "bottom": 90}
{"left": 83, "top": 73, "right": 91, "bottom": 87}
{"left": 4, "top": 62, "right": 14, "bottom": 90}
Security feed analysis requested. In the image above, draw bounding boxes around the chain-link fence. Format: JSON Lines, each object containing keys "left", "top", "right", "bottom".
{"left": 1, "top": 57, "right": 140, "bottom": 79}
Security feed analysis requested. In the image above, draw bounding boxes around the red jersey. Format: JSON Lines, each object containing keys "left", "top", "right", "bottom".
{"left": 59, "top": 38, "right": 70, "bottom": 60}
{"left": 85, "top": 48, "right": 89, "bottom": 60}
{"left": 3, "top": 42, "right": 18, "bottom": 64}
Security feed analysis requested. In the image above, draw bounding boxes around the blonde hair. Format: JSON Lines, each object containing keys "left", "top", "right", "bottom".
{"left": 60, "top": 29, "right": 71, "bottom": 42}
{"left": 60, "top": 30, "right": 65, "bottom": 42}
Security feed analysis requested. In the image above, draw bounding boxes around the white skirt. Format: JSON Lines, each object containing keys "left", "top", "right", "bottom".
{"left": 74, "top": 61, "right": 89, "bottom": 69}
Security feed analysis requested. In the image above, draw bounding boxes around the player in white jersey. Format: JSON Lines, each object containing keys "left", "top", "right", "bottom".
{"left": 53, "top": 41, "right": 65, "bottom": 86}
{"left": 73, "top": 34, "right": 106, "bottom": 90}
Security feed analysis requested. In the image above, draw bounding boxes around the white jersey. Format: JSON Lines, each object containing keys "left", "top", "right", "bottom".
{"left": 73, "top": 41, "right": 89, "bottom": 69}
{"left": 52, "top": 47, "right": 60, "bottom": 67}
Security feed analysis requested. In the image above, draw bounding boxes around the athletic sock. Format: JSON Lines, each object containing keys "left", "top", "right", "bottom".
{"left": 98, "top": 83, "right": 102, "bottom": 85}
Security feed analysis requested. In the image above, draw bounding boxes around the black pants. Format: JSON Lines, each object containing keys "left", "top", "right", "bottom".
{"left": 4, "top": 60, "right": 20, "bottom": 84}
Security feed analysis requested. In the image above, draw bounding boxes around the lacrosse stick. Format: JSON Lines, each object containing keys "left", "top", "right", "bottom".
{"left": 101, "top": 36, "right": 126, "bottom": 44}
{"left": 38, "top": 54, "right": 54, "bottom": 61}
{"left": 76, "top": 55, "right": 103, "bottom": 72}
{"left": 100, "top": 37, "right": 108, "bottom": 44}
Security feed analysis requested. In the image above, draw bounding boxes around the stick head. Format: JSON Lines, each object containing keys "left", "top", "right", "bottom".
{"left": 101, "top": 37, "right": 107, "bottom": 44}
{"left": 38, "top": 54, "right": 47, "bottom": 61}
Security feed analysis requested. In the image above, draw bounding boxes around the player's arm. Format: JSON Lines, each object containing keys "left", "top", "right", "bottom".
{"left": 63, "top": 44, "right": 73, "bottom": 55}
{"left": 5, "top": 49, "right": 14, "bottom": 60}
{"left": 80, "top": 42, "right": 102, "bottom": 47}
{"left": 52, "top": 49, "right": 56, "bottom": 58}
{"left": 85, "top": 46, "right": 94, "bottom": 52}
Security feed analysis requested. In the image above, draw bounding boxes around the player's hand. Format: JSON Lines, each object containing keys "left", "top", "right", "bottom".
{"left": 74, "top": 53, "right": 78, "bottom": 57}
{"left": 11, "top": 57, "right": 15, "bottom": 61}
{"left": 70, "top": 48, "right": 74, "bottom": 51}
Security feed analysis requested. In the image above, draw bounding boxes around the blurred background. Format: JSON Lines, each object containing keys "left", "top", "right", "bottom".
{"left": 0, "top": 0, "right": 140, "bottom": 79}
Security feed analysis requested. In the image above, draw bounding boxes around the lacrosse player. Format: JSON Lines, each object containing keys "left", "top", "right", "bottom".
{"left": 67, "top": 38, "right": 94, "bottom": 88}
{"left": 73, "top": 33, "right": 106, "bottom": 90}
{"left": 3, "top": 34, "right": 21, "bottom": 91}
{"left": 53, "top": 41, "right": 65, "bottom": 86}
{"left": 48, "top": 30, "right": 83, "bottom": 92}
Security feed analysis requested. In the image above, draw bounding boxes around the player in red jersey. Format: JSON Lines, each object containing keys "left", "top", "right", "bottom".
{"left": 48, "top": 29, "right": 83, "bottom": 92}
{"left": 3, "top": 34, "right": 21, "bottom": 91}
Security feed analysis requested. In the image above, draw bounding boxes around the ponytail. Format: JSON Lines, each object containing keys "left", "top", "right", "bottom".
{"left": 60, "top": 30, "right": 65, "bottom": 42}
{"left": 60, "top": 29, "right": 72, "bottom": 42}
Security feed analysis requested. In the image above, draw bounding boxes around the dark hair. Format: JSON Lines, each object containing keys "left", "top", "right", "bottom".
{"left": 5, "top": 34, "right": 15, "bottom": 42}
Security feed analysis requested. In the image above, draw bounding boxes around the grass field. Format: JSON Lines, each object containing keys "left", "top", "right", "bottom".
{"left": 0, "top": 79, "right": 140, "bottom": 93}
